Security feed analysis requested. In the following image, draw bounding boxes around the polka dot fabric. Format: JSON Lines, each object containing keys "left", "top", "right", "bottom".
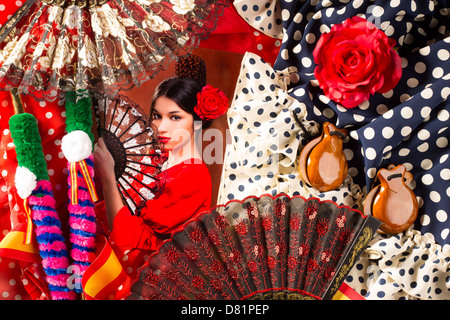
{"left": 232, "top": 0, "right": 450, "bottom": 300}
{"left": 346, "top": 229, "right": 450, "bottom": 300}
{"left": 234, "top": 0, "right": 450, "bottom": 246}
{"left": 218, "top": 52, "right": 364, "bottom": 211}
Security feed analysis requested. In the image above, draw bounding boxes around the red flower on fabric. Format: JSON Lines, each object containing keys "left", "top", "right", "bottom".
{"left": 164, "top": 246, "right": 179, "bottom": 262}
{"left": 143, "top": 271, "right": 159, "bottom": 286}
{"left": 188, "top": 227, "right": 203, "bottom": 243}
{"left": 192, "top": 275, "right": 206, "bottom": 289}
{"left": 315, "top": 219, "right": 330, "bottom": 236}
{"left": 211, "top": 260, "right": 223, "bottom": 273}
{"left": 313, "top": 16, "right": 402, "bottom": 108}
{"left": 290, "top": 215, "right": 301, "bottom": 231}
{"left": 247, "top": 260, "right": 257, "bottom": 272}
{"left": 267, "top": 256, "right": 276, "bottom": 268}
{"left": 184, "top": 246, "right": 200, "bottom": 262}
{"left": 262, "top": 217, "right": 272, "bottom": 231}
{"left": 306, "top": 259, "right": 318, "bottom": 272}
{"left": 287, "top": 256, "right": 297, "bottom": 269}
{"left": 214, "top": 214, "right": 228, "bottom": 229}
{"left": 235, "top": 221, "right": 248, "bottom": 235}
{"left": 194, "top": 85, "right": 229, "bottom": 120}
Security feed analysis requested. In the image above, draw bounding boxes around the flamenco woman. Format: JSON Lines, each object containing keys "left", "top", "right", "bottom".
{"left": 88, "top": 56, "right": 229, "bottom": 299}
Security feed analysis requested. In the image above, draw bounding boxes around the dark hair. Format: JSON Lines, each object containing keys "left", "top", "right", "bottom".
{"left": 151, "top": 77, "right": 212, "bottom": 129}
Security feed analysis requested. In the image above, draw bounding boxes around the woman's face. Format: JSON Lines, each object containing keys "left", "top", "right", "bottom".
{"left": 152, "top": 96, "right": 197, "bottom": 152}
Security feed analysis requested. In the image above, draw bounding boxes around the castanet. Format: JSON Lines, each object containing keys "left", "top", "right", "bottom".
{"left": 299, "top": 122, "right": 348, "bottom": 192}
{"left": 364, "top": 164, "right": 418, "bottom": 234}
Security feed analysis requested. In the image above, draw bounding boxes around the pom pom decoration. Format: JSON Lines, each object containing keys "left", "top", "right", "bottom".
{"left": 63, "top": 89, "right": 98, "bottom": 293}
{"left": 9, "top": 110, "right": 76, "bottom": 300}
{"left": 14, "top": 166, "right": 37, "bottom": 200}
{"left": 61, "top": 130, "right": 93, "bottom": 163}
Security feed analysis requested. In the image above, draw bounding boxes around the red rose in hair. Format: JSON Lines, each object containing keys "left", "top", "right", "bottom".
{"left": 194, "top": 85, "right": 229, "bottom": 120}
{"left": 313, "top": 16, "right": 402, "bottom": 108}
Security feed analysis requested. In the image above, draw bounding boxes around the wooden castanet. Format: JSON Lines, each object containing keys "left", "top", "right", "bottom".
{"left": 298, "top": 122, "right": 348, "bottom": 192}
{"left": 363, "top": 164, "right": 418, "bottom": 234}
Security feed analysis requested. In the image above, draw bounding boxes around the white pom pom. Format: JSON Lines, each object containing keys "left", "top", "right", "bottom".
{"left": 15, "top": 166, "right": 37, "bottom": 199}
{"left": 61, "top": 130, "right": 92, "bottom": 162}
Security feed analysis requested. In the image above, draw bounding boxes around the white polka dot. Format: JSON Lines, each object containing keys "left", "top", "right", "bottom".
{"left": 441, "top": 87, "right": 450, "bottom": 100}
{"left": 281, "top": 49, "right": 289, "bottom": 60}
{"left": 441, "top": 229, "right": 449, "bottom": 240}
{"left": 301, "top": 57, "right": 312, "bottom": 67}
{"left": 420, "top": 213, "right": 430, "bottom": 226}
{"left": 414, "top": 62, "right": 426, "bottom": 73}
{"left": 420, "top": 106, "right": 432, "bottom": 119}
{"left": 363, "top": 127, "right": 375, "bottom": 140}
{"left": 417, "top": 142, "right": 429, "bottom": 152}
{"left": 437, "top": 49, "right": 449, "bottom": 61}
{"left": 437, "top": 109, "right": 449, "bottom": 122}
{"left": 382, "top": 127, "right": 394, "bottom": 139}
{"left": 0, "top": 4, "right": 5, "bottom": 11}
{"left": 421, "top": 88, "right": 433, "bottom": 99}
{"left": 436, "top": 137, "right": 448, "bottom": 148}
{"left": 45, "top": 154, "right": 52, "bottom": 161}
{"left": 293, "top": 12, "right": 303, "bottom": 23}
{"left": 429, "top": 191, "right": 441, "bottom": 203}
{"left": 367, "top": 167, "right": 377, "bottom": 179}
{"left": 432, "top": 67, "right": 444, "bottom": 79}
{"left": 352, "top": 0, "right": 364, "bottom": 9}
{"left": 353, "top": 114, "right": 365, "bottom": 122}
{"left": 365, "top": 147, "right": 376, "bottom": 160}
{"left": 406, "top": 78, "right": 419, "bottom": 88}
{"left": 420, "top": 159, "right": 433, "bottom": 170}
{"left": 390, "top": 0, "right": 400, "bottom": 7}
{"left": 48, "top": 128, "right": 54, "bottom": 135}
{"left": 45, "top": 112, "right": 53, "bottom": 119}
{"left": 371, "top": 5, "right": 384, "bottom": 17}
{"left": 399, "top": 148, "right": 410, "bottom": 156}
{"left": 401, "top": 126, "right": 412, "bottom": 137}
{"left": 436, "top": 210, "right": 447, "bottom": 223}
{"left": 1, "top": 170, "right": 7, "bottom": 177}
{"left": 400, "top": 107, "right": 414, "bottom": 119}
{"left": 382, "top": 109, "right": 394, "bottom": 119}
{"left": 257, "top": 44, "right": 263, "bottom": 50}
{"left": 344, "top": 148, "right": 354, "bottom": 161}
{"left": 293, "top": 43, "right": 302, "bottom": 53}
{"left": 441, "top": 168, "right": 450, "bottom": 180}
{"left": 2, "top": 291, "right": 9, "bottom": 298}
{"left": 417, "top": 129, "right": 430, "bottom": 140}
{"left": 421, "top": 173, "right": 433, "bottom": 185}
{"left": 305, "top": 33, "right": 316, "bottom": 44}
{"left": 376, "top": 104, "right": 388, "bottom": 115}
{"left": 440, "top": 154, "right": 449, "bottom": 164}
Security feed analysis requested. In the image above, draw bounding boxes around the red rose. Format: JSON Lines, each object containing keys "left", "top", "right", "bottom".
{"left": 313, "top": 16, "right": 402, "bottom": 108}
{"left": 194, "top": 85, "right": 229, "bottom": 120}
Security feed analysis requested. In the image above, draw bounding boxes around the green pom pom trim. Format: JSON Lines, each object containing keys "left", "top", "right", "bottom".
{"left": 65, "top": 89, "right": 94, "bottom": 146}
{"left": 9, "top": 113, "right": 49, "bottom": 181}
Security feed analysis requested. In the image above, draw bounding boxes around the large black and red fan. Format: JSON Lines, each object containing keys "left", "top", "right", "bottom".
{"left": 128, "top": 194, "right": 380, "bottom": 300}
{"left": 93, "top": 93, "right": 167, "bottom": 215}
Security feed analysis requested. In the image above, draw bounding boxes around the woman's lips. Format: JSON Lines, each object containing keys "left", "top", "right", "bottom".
{"left": 158, "top": 136, "right": 170, "bottom": 144}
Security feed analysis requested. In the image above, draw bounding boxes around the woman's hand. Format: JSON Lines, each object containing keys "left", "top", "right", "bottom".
{"left": 94, "top": 138, "right": 116, "bottom": 185}
{"left": 94, "top": 138, "right": 124, "bottom": 228}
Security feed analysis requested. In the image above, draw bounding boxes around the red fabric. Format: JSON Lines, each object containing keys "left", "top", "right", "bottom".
{"left": 199, "top": 1, "right": 280, "bottom": 65}
{"left": 107, "top": 160, "right": 212, "bottom": 282}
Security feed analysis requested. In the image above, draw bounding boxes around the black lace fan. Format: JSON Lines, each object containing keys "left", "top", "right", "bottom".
{"left": 93, "top": 93, "right": 167, "bottom": 215}
{"left": 128, "top": 194, "right": 380, "bottom": 300}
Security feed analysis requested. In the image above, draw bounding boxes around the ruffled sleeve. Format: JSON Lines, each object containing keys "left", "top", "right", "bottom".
{"left": 109, "top": 161, "right": 212, "bottom": 251}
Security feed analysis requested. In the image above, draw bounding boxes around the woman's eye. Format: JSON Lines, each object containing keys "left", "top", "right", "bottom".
{"left": 153, "top": 113, "right": 161, "bottom": 120}
{"left": 171, "top": 115, "right": 181, "bottom": 121}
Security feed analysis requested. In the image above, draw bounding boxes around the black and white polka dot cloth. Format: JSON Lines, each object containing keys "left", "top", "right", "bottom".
{"left": 226, "top": 0, "right": 449, "bottom": 299}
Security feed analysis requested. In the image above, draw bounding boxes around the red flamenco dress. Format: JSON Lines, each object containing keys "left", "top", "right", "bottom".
{"left": 84, "top": 159, "right": 211, "bottom": 300}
